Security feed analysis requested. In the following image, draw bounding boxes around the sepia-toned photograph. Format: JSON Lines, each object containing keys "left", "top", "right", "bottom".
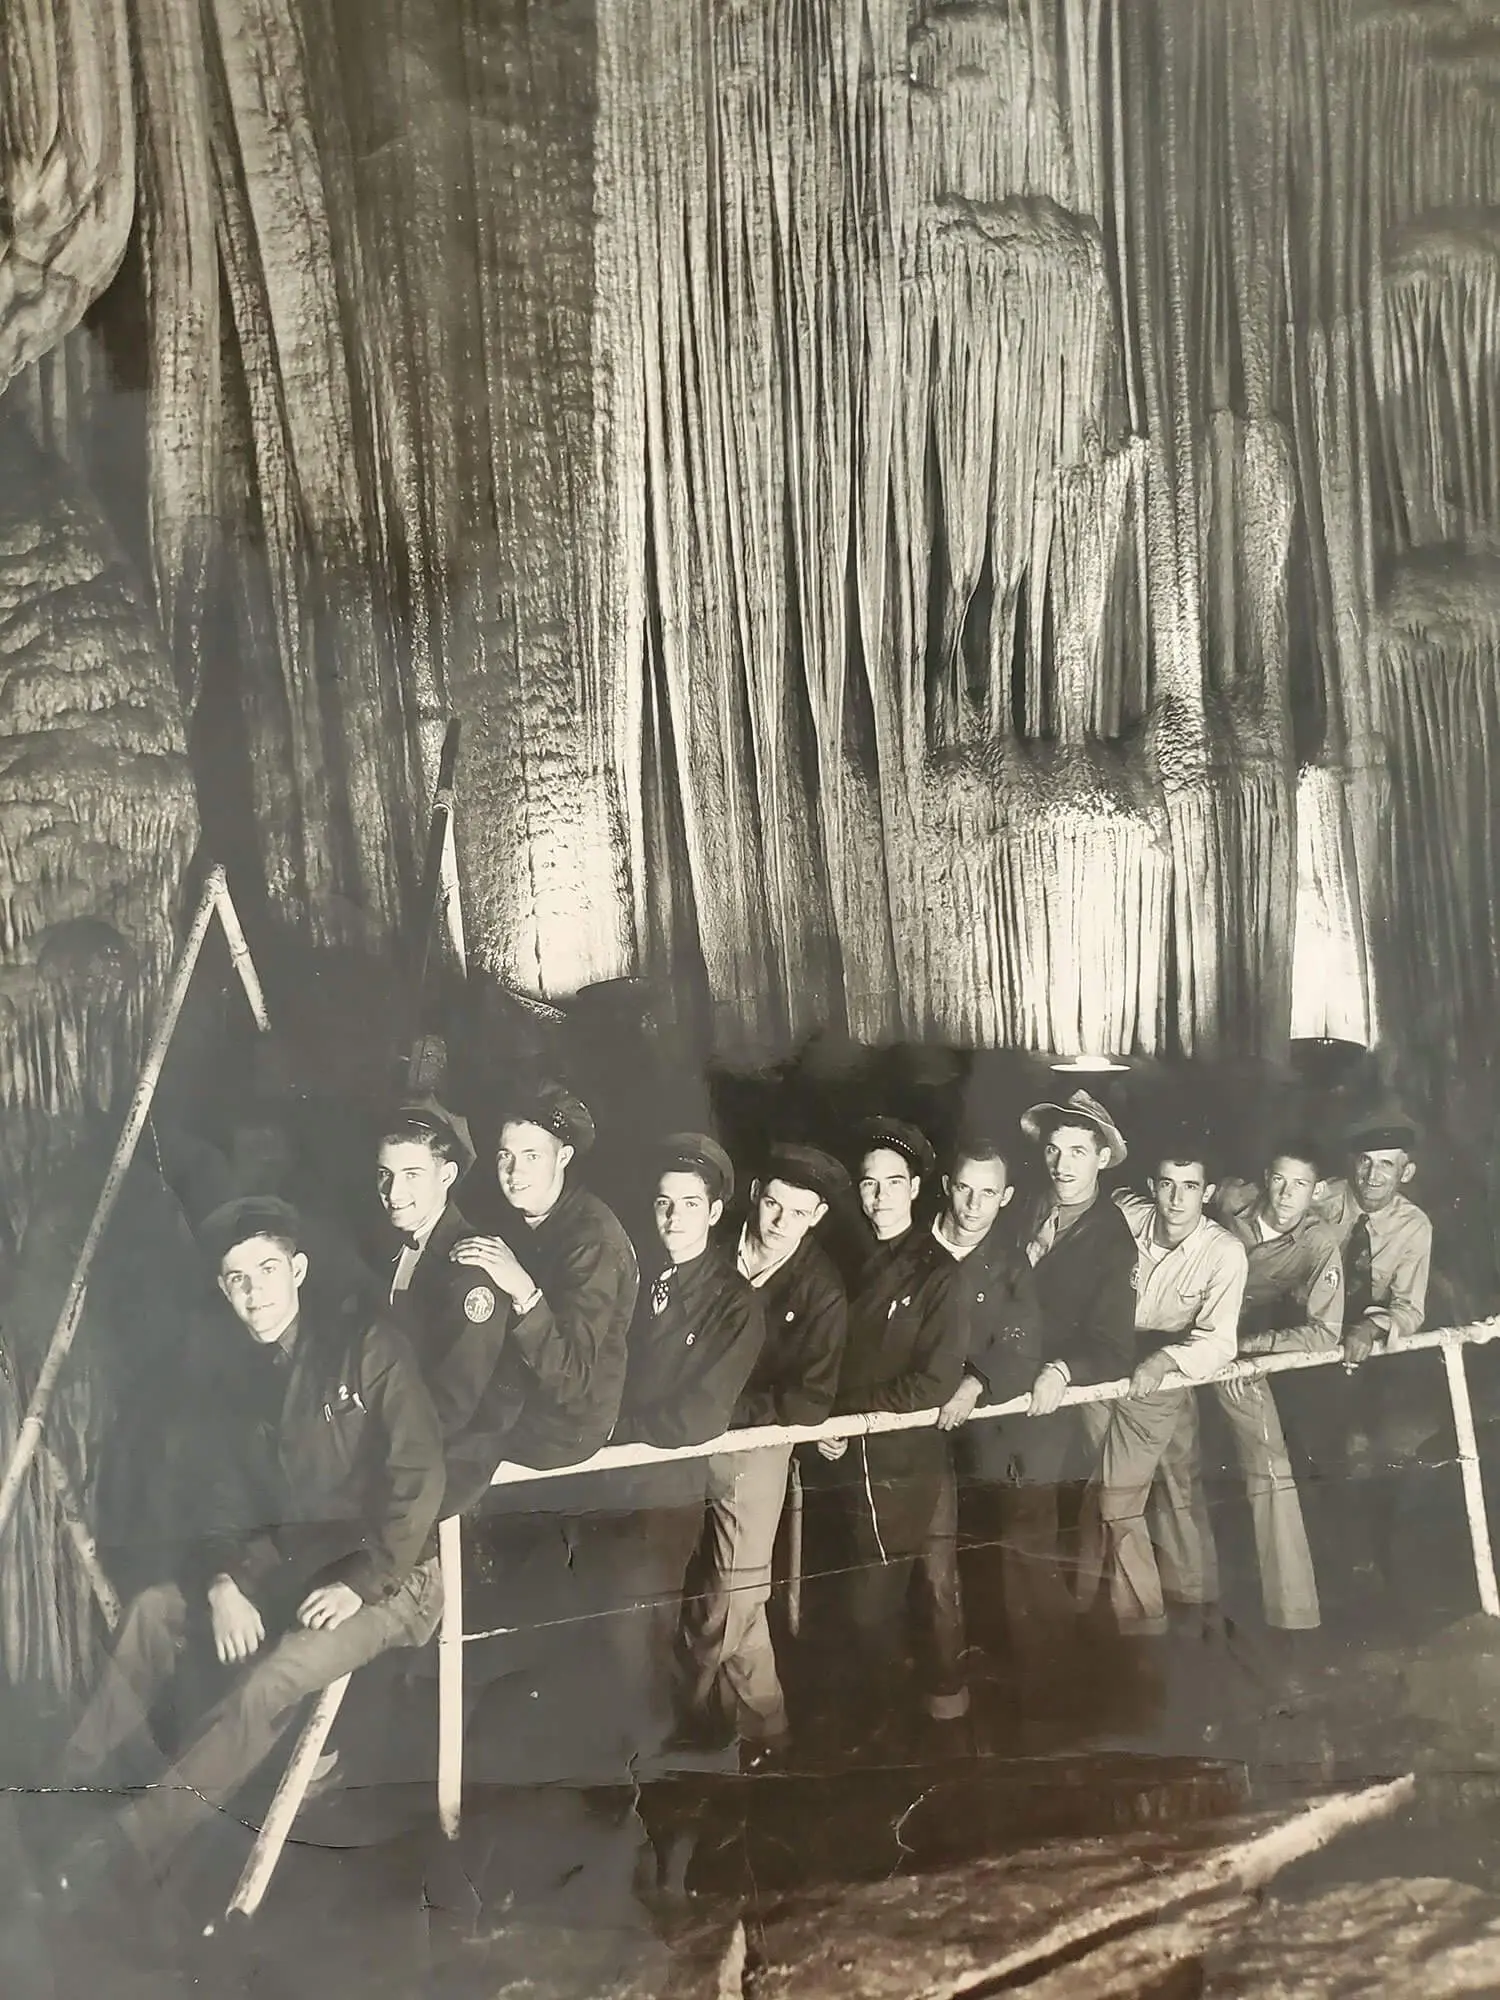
{"left": 3, "top": 0, "right": 1500, "bottom": 1991}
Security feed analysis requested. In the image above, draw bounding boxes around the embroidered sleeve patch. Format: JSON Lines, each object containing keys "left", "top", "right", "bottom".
{"left": 463, "top": 1286, "right": 496, "bottom": 1323}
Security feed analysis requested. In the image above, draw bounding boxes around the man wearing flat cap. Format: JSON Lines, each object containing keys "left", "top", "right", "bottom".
{"left": 815, "top": 1116, "right": 966, "bottom": 1749}
{"left": 678, "top": 1143, "right": 849, "bottom": 1763}
{"left": 54, "top": 1197, "right": 444, "bottom": 1897}
{"left": 440, "top": 1081, "right": 640, "bottom": 1511}
{"left": 375, "top": 1097, "right": 510, "bottom": 1444}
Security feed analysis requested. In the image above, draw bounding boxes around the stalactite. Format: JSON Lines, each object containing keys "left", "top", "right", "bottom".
{"left": 0, "top": 0, "right": 135, "bottom": 389}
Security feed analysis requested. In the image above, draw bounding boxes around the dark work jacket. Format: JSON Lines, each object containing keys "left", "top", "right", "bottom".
{"left": 196, "top": 1294, "right": 445, "bottom": 1610}
{"left": 608, "top": 1245, "right": 764, "bottom": 1512}
{"left": 936, "top": 1218, "right": 1045, "bottom": 1405}
{"left": 828, "top": 1226, "right": 965, "bottom": 1562}
{"left": 442, "top": 1182, "right": 640, "bottom": 1515}
{"left": 388, "top": 1203, "right": 513, "bottom": 1441}
{"left": 1022, "top": 1194, "right": 1137, "bottom": 1386}
{"left": 732, "top": 1232, "right": 847, "bottom": 1429}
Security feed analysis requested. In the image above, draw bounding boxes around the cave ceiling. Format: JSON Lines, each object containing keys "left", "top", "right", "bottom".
{"left": 3, "top": 0, "right": 1500, "bottom": 1125}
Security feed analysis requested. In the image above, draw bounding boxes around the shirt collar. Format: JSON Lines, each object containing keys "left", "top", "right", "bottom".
{"left": 737, "top": 1223, "right": 797, "bottom": 1289}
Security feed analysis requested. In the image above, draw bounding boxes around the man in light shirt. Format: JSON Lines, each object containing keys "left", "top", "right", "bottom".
{"left": 678, "top": 1144, "right": 848, "bottom": 1766}
{"left": 1081, "top": 1140, "right": 1247, "bottom": 1636}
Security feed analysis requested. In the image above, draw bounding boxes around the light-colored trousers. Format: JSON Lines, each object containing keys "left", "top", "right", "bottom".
{"left": 1156, "top": 1378, "right": 1321, "bottom": 1631}
{"left": 1081, "top": 1381, "right": 1321, "bottom": 1635}
{"left": 681, "top": 1444, "right": 793, "bottom": 1744}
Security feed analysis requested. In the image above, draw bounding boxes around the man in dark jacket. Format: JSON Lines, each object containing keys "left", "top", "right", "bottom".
{"left": 377, "top": 1097, "right": 509, "bottom": 1443}
{"left": 679, "top": 1143, "right": 848, "bottom": 1761}
{"left": 1007, "top": 1089, "right": 1136, "bottom": 1684}
{"left": 56, "top": 1197, "right": 445, "bottom": 1886}
{"left": 816, "top": 1117, "right": 965, "bottom": 1744}
{"left": 584, "top": 1134, "right": 764, "bottom": 1764}
{"left": 927, "top": 1137, "right": 1049, "bottom": 1691}
{"left": 439, "top": 1082, "right": 639, "bottom": 1510}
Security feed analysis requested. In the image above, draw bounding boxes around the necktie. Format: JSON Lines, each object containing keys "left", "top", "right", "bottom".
{"left": 651, "top": 1269, "right": 673, "bottom": 1316}
{"left": 391, "top": 1236, "right": 421, "bottom": 1300}
{"left": 1343, "top": 1214, "right": 1373, "bottom": 1326}
{"left": 1026, "top": 1209, "right": 1060, "bottom": 1268}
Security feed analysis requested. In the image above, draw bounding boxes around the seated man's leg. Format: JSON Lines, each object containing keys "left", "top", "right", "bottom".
{"left": 681, "top": 1446, "right": 793, "bottom": 1746}
{"left": 1093, "top": 1391, "right": 1194, "bottom": 1636}
{"left": 1214, "top": 1378, "right": 1320, "bottom": 1631}
{"left": 61, "top": 1582, "right": 191, "bottom": 1788}
{"left": 116, "top": 1560, "right": 441, "bottom": 1878}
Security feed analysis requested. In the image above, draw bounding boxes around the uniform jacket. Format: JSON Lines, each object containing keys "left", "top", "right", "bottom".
{"left": 933, "top": 1216, "right": 1045, "bottom": 1405}
{"left": 1315, "top": 1178, "right": 1432, "bottom": 1344}
{"left": 1214, "top": 1183, "right": 1345, "bottom": 1356}
{"left": 440, "top": 1183, "right": 640, "bottom": 1513}
{"left": 732, "top": 1230, "right": 847, "bottom": 1429}
{"left": 389, "top": 1202, "right": 513, "bottom": 1439}
{"left": 1021, "top": 1192, "right": 1138, "bottom": 1386}
{"left": 829, "top": 1225, "right": 965, "bottom": 1562}
{"left": 197, "top": 1291, "right": 445, "bottom": 1609}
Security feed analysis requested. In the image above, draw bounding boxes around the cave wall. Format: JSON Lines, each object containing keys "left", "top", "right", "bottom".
{"left": 7, "top": 0, "right": 1500, "bottom": 1083}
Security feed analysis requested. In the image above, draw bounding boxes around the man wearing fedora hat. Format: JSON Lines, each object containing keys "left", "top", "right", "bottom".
{"left": 1286, "top": 1106, "right": 1434, "bottom": 1595}
{"left": 679, "top": 1142, "right": 849, "bottom": 1765}
{"left": 53, "top": 1197, "right": 445, "bottom": 1895}
{"left": 440, "top": 1081, "right": 640, "bottom": 1510}
{"left": 375, "top": 1097, "right": 510, "bottom": 1445}
{"left": 1001, "top": 1090, "right": 1137, "bottom": 1677}
{"left": 815, "top": 1117, "right": 966, "bottom": 1749}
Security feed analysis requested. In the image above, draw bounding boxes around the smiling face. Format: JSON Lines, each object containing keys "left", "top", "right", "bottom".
{"left": 218, "top": 1233, "right": 307, "bottom": 1344}
{"left": 1263, "top": 1154, "right": 1321, "bottom": 1233}
{"left": 1351, "top": 1147, "right": 1414, "bottom": 1214}
{"left": 944, "top": 1154, "right": 1012, "bottom": 1246}
{"left": 1148, "top": 1159, "right": 1214, "bottom": 1246}
{"left": 377, "top": 1137, "right": 457, "bottom": 1239}
{"left": 653, "top": 1169, "right": 722, "bottom": 1263}
{"left": 497, "top": 1119, "right": 573, "bottom": 1220}
{"left": 858, "top": 1147, "right": 918, "bottom": 1240}
{"left": 751, "top": 1176, "right": 827, "bottom": 1259}
{"left": 1042, "top": 1122, "right": 1110, "bottom": 1206}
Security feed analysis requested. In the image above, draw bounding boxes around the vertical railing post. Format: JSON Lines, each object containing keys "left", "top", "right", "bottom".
{"left": 437, "top": 1514, "right": 465, "bottom": 1838}
{"left": 1441, "top": 1341, "right": 1500, "bottom": 1616}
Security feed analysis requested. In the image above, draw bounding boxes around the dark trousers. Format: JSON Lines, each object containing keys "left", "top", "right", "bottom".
{"left": 915, "top": 1458, "right": 969, "bottom": 1714}
{"left": 957, "top": 1404, "right": 1110, "bottom": 1680}
{"left": 62, "top": 1562, "right": 441, "bottom": 1875}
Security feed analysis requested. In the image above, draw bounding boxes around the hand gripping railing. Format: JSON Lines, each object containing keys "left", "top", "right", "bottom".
{"left": 229, "top": 1311, "right": 1500, "bottom": 1916}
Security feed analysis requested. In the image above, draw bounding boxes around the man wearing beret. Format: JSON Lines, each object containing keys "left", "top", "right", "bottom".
{"left": 439, "top": 1081, "right": 640, "bottom": 1510}
{"left": 590, "top": 1134, "right": 764, "bottom": 1762}
{"left": 53, "top": 1198, "right": 445, "bottom": 1893}
{"left": 817, "top": 1117, "right": 966, "bottom": 1748}
{"left": 679, "top": 1143, "right": 849, "bottom": 1764}
{"left": 376, "top": 1098, "right": 512, "bottom": 1444}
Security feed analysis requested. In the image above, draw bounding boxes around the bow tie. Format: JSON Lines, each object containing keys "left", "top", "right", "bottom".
{"left": 395, "top": 1232, "right": 421, "bottom": 1255}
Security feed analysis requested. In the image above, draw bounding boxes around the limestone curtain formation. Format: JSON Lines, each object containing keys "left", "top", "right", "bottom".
{"left": 596, "top": 0, "right": 1500, "bottom": 1064}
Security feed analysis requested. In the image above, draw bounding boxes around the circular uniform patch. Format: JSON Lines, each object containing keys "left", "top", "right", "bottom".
{"left": 463, "top": 1285, "right": 496, "bottom": 1323}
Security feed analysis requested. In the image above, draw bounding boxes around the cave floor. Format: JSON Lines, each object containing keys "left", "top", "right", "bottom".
{"left": 6, "top": 1472, "right": 1500, "bottom": 1997}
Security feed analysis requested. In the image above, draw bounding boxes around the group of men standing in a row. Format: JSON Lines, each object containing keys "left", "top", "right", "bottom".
{"left": 48, "top": 1075, "right": 1432, "bottom": 1907}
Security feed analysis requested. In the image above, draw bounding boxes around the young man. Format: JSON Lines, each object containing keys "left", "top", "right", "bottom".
{"left": 1292, "top": 1107, "right": 1434, "bottom": 1589}
{"left": 928, "top": 1138, "right": 1048, "bottom": 1689}
{"left": 55, "top": 1197, "right": 445, "bottom": 1891}
{"left": 1083, "top": 1144, "right": 1247, "bottom": 1635}
{"left": 598, "top": 1135, "right": 765, "bottom": 1761}
{"left": 439, "top": 1082, "right": 640, "bottom": 1510}
{"left": 1165, "top": 1141, "right": 1342, "bottom": 1636}
{"left": 376, "top": 1098, "right": 508, "bottom": 1442}
{"left": 679, "top": 1143, "right": 848, "bottom": 1763}
{"left": 818, "top": 1117, "right": 966, "bottom": 1743}
{"left": 1000, "top": 1091, "right": 1137, "bottom": 1673}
